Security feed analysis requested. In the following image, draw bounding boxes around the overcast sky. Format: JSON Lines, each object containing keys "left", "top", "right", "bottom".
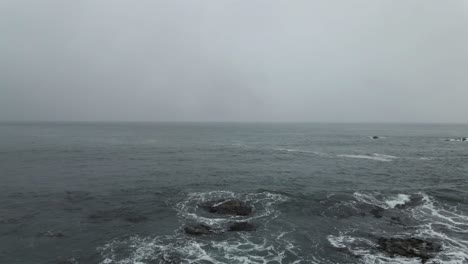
{"left": 1, "top": 1, "right": 467, "bottom": 123}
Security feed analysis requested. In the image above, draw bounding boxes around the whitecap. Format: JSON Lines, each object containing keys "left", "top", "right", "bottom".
{"left": 272, "top": 148, "right": 328, "bottom": 156}
{"left": 338, "top": 153, "right": 398, "bottom": 162}
{"left": 337, "top": 192, "right": 468, "bottom": 264}
{"left": 385, "top": 194, "right": 411, "bottom": 209}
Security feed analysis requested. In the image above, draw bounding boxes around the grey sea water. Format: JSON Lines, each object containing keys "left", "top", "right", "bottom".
{"left": 0, "top": 122, "right": 467, "bottom": 264}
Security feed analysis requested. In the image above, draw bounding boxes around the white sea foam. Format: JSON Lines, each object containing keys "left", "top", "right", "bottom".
{"left": 333, "top": 192, "right": 468, "bottom": 264}
{"left": 385, "top": 194, "right": 411, "bottom": 209}
{"left": 338, "top": 153, "right": 398, "bottom": 162}
{"left": 272, "top": 148, "right": 328, "bottom": 156}
{"left": 99, "top": 232, "right": 306, "bottom": 264}
{"left": 445, "top": 138, "right": 467, "bottom": 142}
{"left": 353, "top": 192, "right": 388, "bottom": 208}
{"left": 99, "top": 191, "right": 299, "bottom": 264}
{"left": 353, "top": 192, "right": 412, "bottom": 209}
{"left": 99, "top": 235, "right": 217, "bottom": 264}
{"left": 175, "top": 191, "right": 288, "bottom": 228}
{"left": 419, "top": 157, "right": 435, "bottom": 161}
{"left": 411, "top": 193, "right": 468, "bottom": 263}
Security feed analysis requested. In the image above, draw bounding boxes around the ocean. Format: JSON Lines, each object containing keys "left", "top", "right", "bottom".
{"left": 0, "top": 122, "right": 467, "bottom": 264}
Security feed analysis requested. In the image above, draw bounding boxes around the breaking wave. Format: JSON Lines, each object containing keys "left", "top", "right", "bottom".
{"left": 328, "top": 192, "right": 468, "bottom": 263}
{"left": 98, "top": 191, "right": 304, "bottom": 264}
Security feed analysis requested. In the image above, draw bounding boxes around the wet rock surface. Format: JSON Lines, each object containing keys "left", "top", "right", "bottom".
{"left": 184, "top": 223, "right": 214, "bottom": 235}
{"left": 377, "top": 237, "right": 442, "bottom": 263}
{"left": 228, "top": 221, "right": 256, "bottom": 232}
{"left": 203, "top": 199, "right": 253, "bottom": 216}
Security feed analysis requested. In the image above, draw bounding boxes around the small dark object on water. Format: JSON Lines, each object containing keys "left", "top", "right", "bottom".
{"left": 228, "top": 221, "right": 256, "bottom": 232}
{"left": 204, "top": 199, "right": 253, "bottom": 216}
{"left": 463, "top": 137, "right": 467, "bottom": 141}
{"left": 372, "top": 136, "right": 379, "bottom": 139}
{"left": 184, "top": 224, "right": 213, "bottom": 235}
{"left": 377, "top": 237, "right": 441, "bottom": 263}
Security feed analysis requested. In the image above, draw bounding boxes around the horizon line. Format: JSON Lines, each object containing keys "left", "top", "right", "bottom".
{"left": 1, "top": 120, "right": 468, "bottom": 125}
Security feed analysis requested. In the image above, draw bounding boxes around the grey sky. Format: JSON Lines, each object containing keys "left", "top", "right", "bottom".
{"left": 1, "top": 1, "right": 467, "bottom": 123}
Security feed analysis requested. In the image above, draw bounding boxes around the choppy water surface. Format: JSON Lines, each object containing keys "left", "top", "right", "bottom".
{"left": 0, "top": 123, "right": 467, "bottom": 264}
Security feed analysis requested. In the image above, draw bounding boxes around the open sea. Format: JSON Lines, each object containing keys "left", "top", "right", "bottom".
{"left": 0, "top": 122, "right": 467, "bottom": 264}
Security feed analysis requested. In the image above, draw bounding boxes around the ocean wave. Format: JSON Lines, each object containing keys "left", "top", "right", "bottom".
{"left": 444, "top": 138, "right": 467, "bottom": 142}
{"left": 337, "top": 154, "right": 399, "bottom": 162}
{"left": 272, "top": 148, "right": 327, "bottom": 156}
{"left": 99, "top": 191, "right": 299, "bottom": 264}
{"left": 418, "top": 157, "right": 435, "bottom": 161}
{"left": 328, "top": 192, "right": 468, "bottom": 263}
{"left": 175, "top": 191, "right": 288, "bottom": 228}
{"left": 353, "top": 192, "right": 412, "bottom": 209}
{"left": 99, "top": 232, "right": 305, "bottom": 264}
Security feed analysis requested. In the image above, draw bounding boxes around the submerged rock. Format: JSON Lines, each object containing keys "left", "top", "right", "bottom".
{"left": 228, "top": 222, "right": 256, "bottom": 232}
{"left": 204, "top": 199, "right": 253, "bottom": 216}
{"left": 377, "top": 237, "right": 441, "bottom": 263}
{"left": 184, "top": 224, "right": 214, "bottom": 235}
{"left": 369, "top": 207, "right": 385, "bottom": 218}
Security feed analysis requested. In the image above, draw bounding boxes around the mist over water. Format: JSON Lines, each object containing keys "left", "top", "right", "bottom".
{"left": 0, "top": 123, "right": 467, "bottom": 263}
{"left": 1, "top": 0, "right": 468, "bottom": 123}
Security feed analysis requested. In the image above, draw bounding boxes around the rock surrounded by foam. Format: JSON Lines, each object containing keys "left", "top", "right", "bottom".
{"left": 228, "top": 221, "right": 256, "bottom": 232}
{"left": 377, "top": 237, "right": 441, "bottom": 263}
{"left": 203, "top": 199, "right": 253, "bottom": 216}
{"left": 184, "top": 223, "right": 214, "bottom": 235}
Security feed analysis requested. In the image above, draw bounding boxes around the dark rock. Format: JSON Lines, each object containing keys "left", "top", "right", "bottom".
{"left": 184, "top": 224, "right": 213, "bottom": 235}
{"left": 204, "top": 199, "right": 253, "bottom": 216}
{"left": 377, "top": 237, "right": 442, "bottom": 263}
{"left": 228, "top": 222, "right": 256, "bottom": 232}
{"left": 370, "top": 207, "right": 385, "bottom": 218}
